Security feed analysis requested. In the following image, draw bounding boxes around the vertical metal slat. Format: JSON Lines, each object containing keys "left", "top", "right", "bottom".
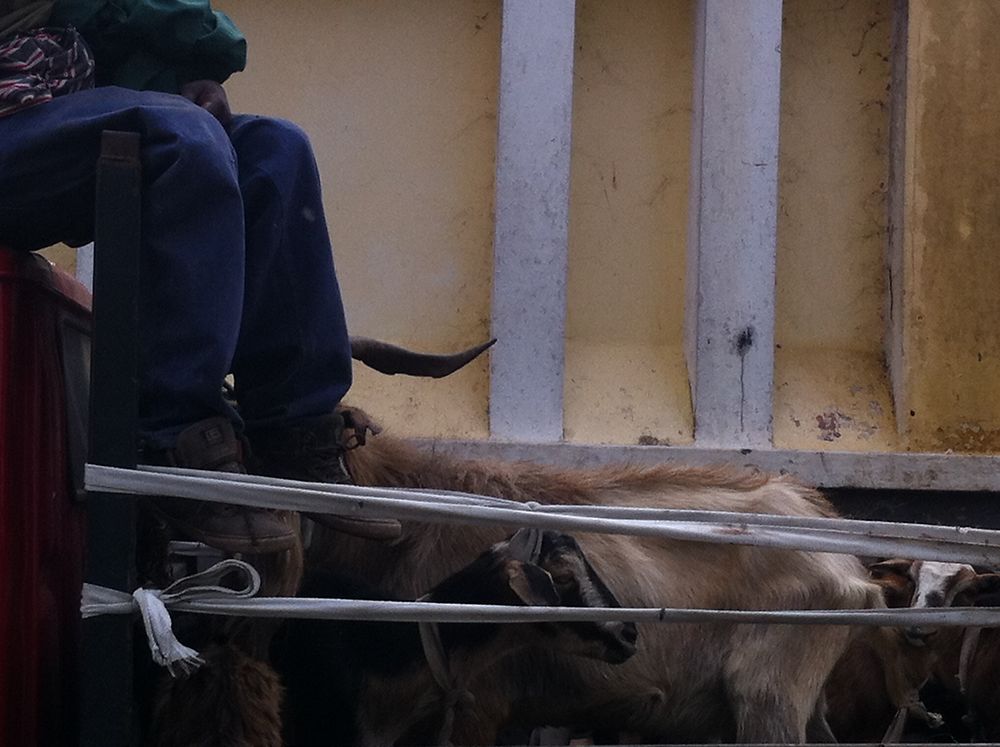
{"left": 490, "top": 0, "right": 577, "bottom": 443}
{"left": 80, "top": 130, "right": 141, "bottom": 747}
{"left": 685, "top": 0, "right": 784, "bottom": 449}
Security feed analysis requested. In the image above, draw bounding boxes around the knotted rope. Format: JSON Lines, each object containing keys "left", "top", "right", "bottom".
{"left": 81, "top": 559, "right": 260, "bottom": 676}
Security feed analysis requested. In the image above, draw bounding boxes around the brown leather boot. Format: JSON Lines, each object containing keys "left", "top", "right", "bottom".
{"left": 145, "top": 417, "right": 299, "bottom": 554}
{"left": 247, "top": 412, "right": 401, "bottom": 541}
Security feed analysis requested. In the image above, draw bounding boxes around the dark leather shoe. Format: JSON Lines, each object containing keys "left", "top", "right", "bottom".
{"left": 144, "top": 417, "right": 298, "bottom": 554}
{"left": 247, "top": 412, "right": 401, "bottom": 541}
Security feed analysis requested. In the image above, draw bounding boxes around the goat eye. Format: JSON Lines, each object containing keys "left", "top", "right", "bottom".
{"left": 552, "top": 573, "right": 575, "bottom": 586}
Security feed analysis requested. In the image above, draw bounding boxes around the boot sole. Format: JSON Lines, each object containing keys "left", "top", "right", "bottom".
{"left": 147, "top": 502, "right": 299, "bottom": 555}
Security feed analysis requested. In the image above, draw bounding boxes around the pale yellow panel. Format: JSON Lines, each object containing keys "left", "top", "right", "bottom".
{"left": 775, "top": 347, "right": 898, "bottom": 451}
{"left": 564, "top": 0, "right": 694, "bottom": 445}
{"left": 216, "top": 0, "right": 499, "bottom": 438}
{"left": 900, "top": 1, "right": 1000, "bottom": 453}
{"left": 774, "top": 0, "right": 895, "bottom": 451}
{"left": 565, "top": 341, "right": 692, "bottom": 445}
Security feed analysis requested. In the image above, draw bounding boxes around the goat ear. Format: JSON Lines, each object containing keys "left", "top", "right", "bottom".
{"left": 973, "top": 573, "right": 1000, "bottom": 605}
{"left": 507, "top": 528, "right": 543, "bottom": 564}
{"left": 506, "top": 561, "right": 559, "bottom": 606}
{"left": 867, "top": 559, "right": 915, "bottom": 608}
{"left": 867, "top": 558, "right": 913, "bottom": 580}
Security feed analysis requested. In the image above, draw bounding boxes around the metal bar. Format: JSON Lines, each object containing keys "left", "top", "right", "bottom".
{"left": 84, "top": 464, "right": 1000, "bottom": 566}
{"left": 490, "top": 0, "right": 576, "bottom": 442}
{"left": 99, "top": 596, "right": 1000, "bottom": 630}
{"left": 80, "top": 130, "right": 141, "bottom": 747}
{"left": 685, "top": 0, "right": 784, "bottom": 448}
{"left": 87, "top": 463, "right": 1000, "bottom": 547}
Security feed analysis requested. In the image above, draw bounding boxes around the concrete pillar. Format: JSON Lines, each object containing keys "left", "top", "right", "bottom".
{"left": 685, "top": 0, "right": 783, "bottom": 448}
{"left": 490, "top": 0, "right": 576, "bottom": 442}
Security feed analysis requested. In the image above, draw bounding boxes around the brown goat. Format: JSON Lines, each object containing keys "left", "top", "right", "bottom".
{"left": 957, "top": 627, "right": 1000, "bottom": 740}
{"left": 923, "top": 566, "right": 1000, "bottom": 741}
{"left": 275, "top": 529, "right": 636, "bottom": 747}
{"left": 825, "top": 559, "right": 1000, "bottom": 743}
{"left": 305, "top": 406, "right": 882, "bottom": 745}
{"left": 149, "top": 643, "right": 284, "bottom": 747}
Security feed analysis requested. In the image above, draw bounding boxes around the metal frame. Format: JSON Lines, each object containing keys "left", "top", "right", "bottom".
{"left": 419, "top": 435, "right": 1000, "bottom": 492}
{"left": 489, "top": 0, "right": 790, "bottom": 449}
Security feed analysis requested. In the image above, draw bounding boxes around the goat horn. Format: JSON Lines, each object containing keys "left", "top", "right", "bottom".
{"left": 507, "top": 527, "right": 544, "bottom": 564}
{"left": 349, "top": 337, "right": 496, "bottom": 378}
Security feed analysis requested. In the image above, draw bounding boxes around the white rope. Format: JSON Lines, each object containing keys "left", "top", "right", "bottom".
{"left": 416, "top": 597, "right": 475, "bottom": 747}
{"left": 84, "top": 591, "right": 1000, "bottom": 627}
{"left": 85, "top": 464, "right": 1000, "bottom": 566}
{"left": 82, "top": 559, "right": 260, "bottom": 675}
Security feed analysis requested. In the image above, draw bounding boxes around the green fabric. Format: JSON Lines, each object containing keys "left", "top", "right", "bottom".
{"left": 0, "top": 1, "right": 55, "bottom": 39}
{"left": 48, "top": 0, "right": 245, "bottom": 93}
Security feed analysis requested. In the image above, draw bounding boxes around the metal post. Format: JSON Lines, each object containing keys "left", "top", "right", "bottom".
{"left": 80, "top": 130, "right": 141, "bottom": 747}
{"left": 685, "top": 0, "right": 784, "bottom": 449}
{"left": 490, "top": 0, "right": 577, "bottom": 442}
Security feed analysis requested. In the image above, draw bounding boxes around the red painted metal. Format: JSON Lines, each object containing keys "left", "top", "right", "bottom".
{"left": 0, "top": 246, "right": 91, "bottom": 747}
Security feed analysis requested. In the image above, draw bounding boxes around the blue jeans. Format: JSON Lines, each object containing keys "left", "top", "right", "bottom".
{"left": 0, "top": 87, "right": 352, "bottom": 447}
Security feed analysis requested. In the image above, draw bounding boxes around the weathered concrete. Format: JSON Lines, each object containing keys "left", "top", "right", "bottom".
{"left": 890, "top": 0, "right": 1000, "bottom": 453}
{"left": 774, "top": 0, "right": 894, "bottom": 452}
{"left": 563, "top": 0, "right": 694, "bottom": 447}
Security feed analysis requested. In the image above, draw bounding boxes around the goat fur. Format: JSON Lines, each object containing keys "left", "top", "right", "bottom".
{"left": 149, "top": 643, "right": 284, "bottom": 747}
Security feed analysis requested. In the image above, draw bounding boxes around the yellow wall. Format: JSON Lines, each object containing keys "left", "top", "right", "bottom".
{"left": 217, "top": 0, "right": 699, "bottom": 446}
{"left": 773, "top": 0, "right": 896, "bottom": 451}
{"left": 564, "top": 0, "right": 694, "bottom": 446}
{"left": 564, "top": 0, "right": 897, "bottom": 450}
{"left": 39, "top": 244, "right": 77, "bottom": 273}
{"left": 216, "top": 0, "right": 500, "bottom": 438}
{"left": 896, "top": 0, "right": 1000, "bottom": 452}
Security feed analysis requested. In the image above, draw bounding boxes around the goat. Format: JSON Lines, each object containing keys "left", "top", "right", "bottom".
{"left": 954, "top": 627, "right": 1000, "bottom": 741}
{"left": 825, "top": 559, "right": 1000, "bottom": 743}
{"left": 272, "top": 528, "right": 637, "bottom": 747}
{"left": 919, "top": 563, "right": 1000, "bottom": 742}
{"left": 149, "top": 643, "right": 285, "bottom": 747}
{"left": 305, "top": 406, "right": 883, "bottom": 744}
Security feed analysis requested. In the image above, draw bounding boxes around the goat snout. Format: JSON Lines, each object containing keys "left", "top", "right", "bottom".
{"left": 622, "top": 621, "right": 639, "bottom": 647}
{"left": 904, "top": 625, "right": 936, "bottom": 647}
{"left": 605, "top": 621, "right": 638, "bottom": 663}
